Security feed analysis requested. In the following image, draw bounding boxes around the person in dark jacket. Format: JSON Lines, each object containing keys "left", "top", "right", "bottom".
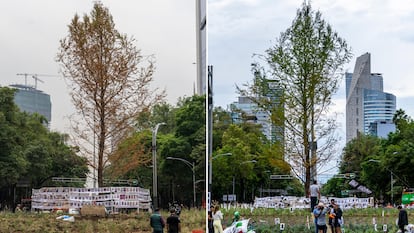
{"left": 328, "top": 199, "right": 336, "bottom": 233}
{"left": 332, "top": 204, "right": 343, "bottom": 233}
{"left": 398, "top": 205, "right": 409, "bottom": 233}
{"left": 150, "top": 208, "right": 165, "bottom": 233}
{"left": 208, "top": 205, "right": 214, "bottom": 233}
{"left": 167, "top": 208, "right": 181, "bottom": 233}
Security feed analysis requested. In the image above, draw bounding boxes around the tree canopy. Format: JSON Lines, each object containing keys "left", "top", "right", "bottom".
{"left": 106, "top": 95, "right": 206, "bottom": 208}
{"left": 324, "top": 109, "right": 414, "bottom": 205}
{"left": 0, "top": 87, "right": 88, "bottom": 208}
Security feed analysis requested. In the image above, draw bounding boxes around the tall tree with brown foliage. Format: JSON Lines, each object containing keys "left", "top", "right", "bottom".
{"left": 57, "top": 2, "right": 165, "bottom": 187}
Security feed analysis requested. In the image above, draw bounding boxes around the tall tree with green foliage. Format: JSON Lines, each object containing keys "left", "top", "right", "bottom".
{"left": 57, "top": 2, "right": 165, "bottom": 186}
{"left": 239, "top": 1, "right": 352, "bottom": 194}
{"left": 161, "top": 95, "right": 206, "bottom": 206}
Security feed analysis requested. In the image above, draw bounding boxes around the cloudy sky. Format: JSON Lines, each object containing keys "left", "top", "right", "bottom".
{"left": 0, "top": 0, "right": 197, "bottom": 133}
{"left": 209, "top": 0, "right": 414, "bottom": 178}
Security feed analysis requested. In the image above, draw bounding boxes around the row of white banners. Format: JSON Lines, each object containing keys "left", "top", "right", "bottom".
{"left": 31, "top": 187, "right": 151, "bottom": 210}
{"left": 253, "top": 196, "right": 375, "bottom": 209}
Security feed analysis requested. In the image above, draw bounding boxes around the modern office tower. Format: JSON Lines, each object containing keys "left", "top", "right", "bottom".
{"left": 10, "top": 84, "right": 52, "bottom": 126}
{"left": 346, "top": 53, "right": 396, "bottom": 142}
{"left": 196, "top": 0, "right": 206, "bottom": 95}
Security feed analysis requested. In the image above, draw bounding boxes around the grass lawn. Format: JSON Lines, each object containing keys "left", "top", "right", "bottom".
{"left": 221, "top": 207, "right": 414, "bottom": 233}
{"left": 0, "top": 209, "right": 206, "bottom": 233}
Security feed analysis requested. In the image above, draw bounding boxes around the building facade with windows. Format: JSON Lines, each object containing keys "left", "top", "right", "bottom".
{"left": 10, "top": 84, "right": 51, "bottom": 126}
{"left": 229, "top": 81, "right": 284, "bottom": 143}
{"left": 345, "top": 53, "right": 396, "bottom": 142}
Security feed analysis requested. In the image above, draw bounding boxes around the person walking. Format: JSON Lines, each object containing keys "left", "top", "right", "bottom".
{"left": 310, "top": 180, "right": 321, "bottom": 212}
{"left": 150, "top": 208, "right": 165, "bottom": 233}
{"left": 212, "top": 205, "right": 224, "bottom": 233}
{"left": 166, "top": 208, "right": 181, "bottom": 233}
{"left": 313, "top": 202, "right": 329, "bottom": 233}
{"left": 398, "top": 205, "right": 409, "bottom": 233}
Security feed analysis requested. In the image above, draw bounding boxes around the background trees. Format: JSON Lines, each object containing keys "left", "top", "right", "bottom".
{"left": 322, "top": 109, "right": 414, "bottom": 205}
{"left": 211, "top": 106, "right": 304, "bottom": 202}
{"left": 57, "top": 2, "right": 164, "bottom": 187}
{"left": 0, "top": 87, "right": 88, "bottom": 209}
{"left": 106, "top": 95, "right": 205, "bottom": 208}
{"left": 239, "top": 2, "right": 352, "bottom": 194}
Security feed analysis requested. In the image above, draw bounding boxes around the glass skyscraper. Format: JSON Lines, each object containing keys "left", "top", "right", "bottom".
{"left": 10, "top": 84, "right": 52, "bottom": 126}
{"left": 229, "top": 80, "right": 284, "bottom": 143}
{"left": 345, "top": 53, "right": 396, "bottom": 142}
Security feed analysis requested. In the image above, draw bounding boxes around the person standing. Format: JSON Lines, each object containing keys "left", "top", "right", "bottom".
{"left": 166, "top": 208, "right": 181, "bottom": 233}
{"left": 328, "top": 199, "right": 336, "bottom": 233}
{"left": 212, "top": 205, "right": 224, "bottom": 233}
{"left": 208, "top": 205, "right": 214, "bottom": 233}
{"left": 313, "top": 202, "right": 328, "bottom": 233}
{"left": 398, "top": 205, "right": 408, "bottom": 233}
{"left": 150, "top": 208, "right": 165, "bottom": 233}
{"left": 332, "top": 204, "right": 343, "bottom": 233}
{"left": 310, "top": 180, "right": 320, "bottom": 212}
{"left": 310, "top": 181, "right": 321, "bottom": 233}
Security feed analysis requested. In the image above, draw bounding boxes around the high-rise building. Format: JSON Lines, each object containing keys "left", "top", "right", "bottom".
{"left": 346, "top": 53, "right": 396, "bottom": 142}
{"left": 229, "top": 81, "right": 283, "bottom": 143}
{"left": 10, "top": 84, "right": 52, "bottom": 126}
{"left": 196, "top": 0, "right": 206, "bottom": 95}
{"left": 230, "top": 96, "right": 274, "bottom": 140}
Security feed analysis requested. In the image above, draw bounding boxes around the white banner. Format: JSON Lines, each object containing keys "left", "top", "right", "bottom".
{"left": 31, "top": 187, "right": 151, "bottom": 211}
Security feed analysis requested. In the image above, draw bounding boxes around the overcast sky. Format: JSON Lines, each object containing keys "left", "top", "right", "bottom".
{"left": 0, "top": 0, "right": 197, "bottom": 133}
{"left": 209, "top": 0, "right": 414, "bottom": 178}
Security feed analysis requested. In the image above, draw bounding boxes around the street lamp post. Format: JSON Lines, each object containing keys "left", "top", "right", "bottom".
{"left": 152, "top": 123, "right": 166, "bottom": 209}
{"left": 213, "top": 153, "right": 232, "bottom": 160}
{"left": 210, "top": 153, "right": 232, "bottom": 204}
{"left": 369, "top": 159, "right": 394, "bottom": 205}
{"left": 233, "top": 160, "right": 257, "bottom": 202}
{"left": 167, "top": 157, "right": 196, "bottom": 208}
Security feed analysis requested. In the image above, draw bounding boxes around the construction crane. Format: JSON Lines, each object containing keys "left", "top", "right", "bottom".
{"left": 16, "top": 73, "right": 59, "bottom": 89}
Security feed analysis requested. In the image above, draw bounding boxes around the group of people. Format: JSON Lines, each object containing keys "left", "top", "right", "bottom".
{"left": 312, "top": 199, "right": 343, "bottom": 233}
{"left": 310, "top": 180, "right": 411, "bottom": 233}
{"left": 208, "top": 204, "right": 223, "bottom": 233}
{"left": 150, "top": 208, "right": 181, "bottom": 233}
{"left": 311, "top": 180, "right": 343, "bottom": 233}
{"left": 150, "top": 179, "right": 410, "bottom": 233}
{"left": 207, "top": 204, "right": 241, "bottom": 233}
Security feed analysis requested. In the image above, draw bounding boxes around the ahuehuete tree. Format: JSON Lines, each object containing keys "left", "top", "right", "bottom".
{"left": 57, "top": 2, "right": 165, "bottom": 187}
{"left": 239, "top": 1, "right": 352, "bottom": 194}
